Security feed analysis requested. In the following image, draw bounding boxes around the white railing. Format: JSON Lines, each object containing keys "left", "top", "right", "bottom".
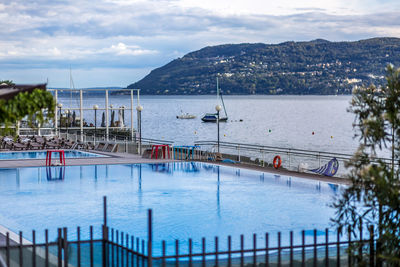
{"left": 195, "top": 140, "right": 396, "bottom": 178}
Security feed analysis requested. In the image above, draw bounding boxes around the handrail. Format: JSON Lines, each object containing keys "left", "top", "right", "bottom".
{"left": 195, "top": 140, "right": 395, "bottom": 164}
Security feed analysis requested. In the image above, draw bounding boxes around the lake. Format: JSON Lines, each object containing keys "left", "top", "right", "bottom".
{"left": 58, "top": 94, "right": 359, "bottom": 155}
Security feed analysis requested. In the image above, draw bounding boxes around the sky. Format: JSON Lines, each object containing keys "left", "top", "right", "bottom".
{"left": 1, "top": 0, "right": 400, "bottom": 88}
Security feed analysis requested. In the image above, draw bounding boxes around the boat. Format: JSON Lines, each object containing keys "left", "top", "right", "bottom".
{"left": 201, "top": 113, "right": 228, "bottom": 122}
{"left": 176, "top": 111, "right": 196, "bottom": 119}
{"left": 201, "top": 77, "right": 228, "bottom": 122}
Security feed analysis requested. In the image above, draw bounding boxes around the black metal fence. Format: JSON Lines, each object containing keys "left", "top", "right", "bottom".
{"left": 0, "top": 198, "right": 377, "bottom": 267}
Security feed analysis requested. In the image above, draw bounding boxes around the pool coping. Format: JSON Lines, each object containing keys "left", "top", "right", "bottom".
{"left": 211, "top": 160, "right": 351, "bottom": 185}
{"left": 0, "top": 149, "right": 350, "bottom": 185}
{"left": 0, "top": 149, "right": 111, "bottom": 161}
{"left": 0, "top": 150, "right": 179, "bottom": 169}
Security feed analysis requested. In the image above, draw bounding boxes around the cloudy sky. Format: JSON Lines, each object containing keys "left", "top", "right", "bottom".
{"left": 1, "top": 0, "right": 400, "bottom": 88}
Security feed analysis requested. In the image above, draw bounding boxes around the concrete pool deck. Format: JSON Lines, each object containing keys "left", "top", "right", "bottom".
{"left": 0, "top": 149, "right": 350, "bottom": 185}
{"left": 0, "top": 150, "right": 178, "bottom": 168}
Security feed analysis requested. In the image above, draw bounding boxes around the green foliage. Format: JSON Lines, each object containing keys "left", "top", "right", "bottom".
{"left": 0, "top": 80, "right": 15, "bottom": 85}
{"left": 0, "top": 89, "right": 55, "bottom": 134}
{"left": 128, "top": 38, "right": 400, "bottom": 95}
{"left": 333, "top": 65, "right": 400, "bottom": 265}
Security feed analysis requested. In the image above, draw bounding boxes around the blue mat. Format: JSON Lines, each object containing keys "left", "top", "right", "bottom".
{"left": 309, "top": 157, "right": 339, "bottom": 177}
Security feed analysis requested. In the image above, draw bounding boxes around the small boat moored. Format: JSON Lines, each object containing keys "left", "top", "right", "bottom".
{"left": 201, "top": 113, "right": 228, "bottom": 122}
{"left": 176, "top": 113, "right": 196, "bottom": 119}
{"left": 176, "top": 111, "right": 196, "bottom": 119}
{"left": 201, "top": 77, "right": 228, "bottom": 123}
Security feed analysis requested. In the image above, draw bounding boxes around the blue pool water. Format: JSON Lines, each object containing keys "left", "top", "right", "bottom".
{"left": 0, "top": 162, "right": 343, "bottom": 255}
{"left": 0, "top": 150, "right": 106, "bottom": 160}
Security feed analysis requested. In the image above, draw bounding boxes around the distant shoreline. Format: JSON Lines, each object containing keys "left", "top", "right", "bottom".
{"left": 51, "top": 88, "right": 352, "bottom": 96}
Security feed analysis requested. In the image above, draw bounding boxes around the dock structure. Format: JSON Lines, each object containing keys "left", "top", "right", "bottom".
{"left": 3, "top": 88, "right": 142, "bottom": 142}
{"left": 50, "top": 88, "right": 141, "bottom": 142}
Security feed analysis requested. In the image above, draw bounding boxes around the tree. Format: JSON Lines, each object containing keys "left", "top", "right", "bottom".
{"left": 0, "top": 81, "right": 55, "bottom": 135}
{"left": 332, "top": 65, "right": 400, "bottom": 265}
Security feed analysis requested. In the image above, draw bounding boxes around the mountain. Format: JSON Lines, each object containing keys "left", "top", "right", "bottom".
{"left": 127, "top": 38, "right": 400, "bottom": 95}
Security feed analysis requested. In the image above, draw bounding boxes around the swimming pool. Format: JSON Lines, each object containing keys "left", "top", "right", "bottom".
{"left": 0, "top": 162, "right": 343, "bottom": 256}
{"left": 0, "top": 150, "right": 106, "bottom": 160}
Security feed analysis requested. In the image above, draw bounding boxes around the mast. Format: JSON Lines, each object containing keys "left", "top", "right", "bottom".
{"left": 220, "top": 91, "right": 228, "bottom": 118}
{"left": 216, "top": 76, "right": 219, "bottom": 104}
{"left": 69, "top": 67, "right": 76, "bottom": 108}
{"left": 217, "top": 76, "right": 227, "bottom": 118}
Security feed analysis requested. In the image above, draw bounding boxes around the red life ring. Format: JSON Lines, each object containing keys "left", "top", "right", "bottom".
{"left": 273, "top": 155, "right": 282, "bottom": 169}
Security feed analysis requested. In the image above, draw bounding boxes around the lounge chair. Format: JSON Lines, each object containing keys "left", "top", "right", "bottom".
{"left": 28, "top": 140, "right": 44, "bottom": 150}
{"left": 73, "top": 141, "right": 85, "bottom": 150}
{"left": 62, "top": 139, "right": 75, "bottom": 149}
{"left": 35, "top": 136, "right": 46, "bottom": 145}
{"left": 12, "top": 142, "right": 28, "bottom": 150}
{"left": 103, "top": 143, "right": 115, "bottom": 152}
{"left": 45, "top": 138, "right": 61, "bottom": 149}
{"left": 2, "top": 137, "right": 14, "bottom": 150}
{"left": 86, "top": 142, "right": 95, "bottom": 150}
{"left": 94, "top": 142, "right": 105, "bottom": 151}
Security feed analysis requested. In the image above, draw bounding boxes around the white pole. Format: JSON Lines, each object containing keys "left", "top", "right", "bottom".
{"left": 106, "top": 90, "right": 109, "bottom": 141}
{"left": 16, "top": 121, "right": 20, "bottom": 136}
{"left": 80, "top": 89, "right": 83, "bottom": 142}
{"left": 131, "top": 90, "right": 134, "bottom": 141}
{"left": 216, "top": 76, "right": 219, "bottom": 103}
{"left": 55, "top": 90, "right": 58, "bottom": 136}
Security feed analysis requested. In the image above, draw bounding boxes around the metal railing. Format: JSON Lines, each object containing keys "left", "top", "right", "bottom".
{"left": 0, "top": 198, "right": 378, "bottom": 267}
{"left": 194, "top": 140, "right": 396, "bottom": 178}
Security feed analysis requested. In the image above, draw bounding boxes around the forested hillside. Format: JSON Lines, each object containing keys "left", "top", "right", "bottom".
{"left": 127, "top": 38, "right": 400, "bottom": 95}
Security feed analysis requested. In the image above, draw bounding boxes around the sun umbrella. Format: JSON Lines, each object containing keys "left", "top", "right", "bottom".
{"left": 72, "top": 111, "right": 76, "bottom": 127}
{"left": 101, "top": 112, "right": 106, "bottom": 127}
{"left": 110, "top": 110, "right": 115, "bottom": 127}
{"left": 118, "top": 108, "right": 125, "bottom": 128}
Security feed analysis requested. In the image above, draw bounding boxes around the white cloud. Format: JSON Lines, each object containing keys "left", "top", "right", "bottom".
{"left": 176, "top": 0, "right": 400, "bottom": 15}
{"left": 0, "top": 0, "right": 399, "bottom": 87}
{"left": 49, "top": 47, "right": 61, "bottom": 56}
{"left": 110, "top": 42, "right": 158, "bottom": 55}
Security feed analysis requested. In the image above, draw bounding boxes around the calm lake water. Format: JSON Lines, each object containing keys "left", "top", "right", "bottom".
{"left": 58, "top": 95, "right": 358, "bottom": 155}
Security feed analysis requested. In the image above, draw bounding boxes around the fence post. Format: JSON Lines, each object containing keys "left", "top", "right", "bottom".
{"left": 302, "top": 230, "right": 305, "bottom": 267}
{"left": 325, "top": 228, "right": 329, "bottom": 267}
{"left": 189, "top": 238, "right": 193, "bottom": 266}
{"left": 103, "top": 196, "right": 107, "bottom": 228}
{"left": 290, "top": 231, "right": 293, "bottom": 266}
{"left": 215, "top": 236, "right": 219, "bottom": 267}
{"left": 148, "top": 209, "right": 153, "bottom": 267}
{"left": 313, "top": 229, "right": 317, "bottom": 267}
{"left": 278, "top": 232, "right": 281, "bottom": 266}
{"left": 57, "top": 228, "right": 62, "bottom": 267}
{"left": 20, "top": 231, "right": 24, "bottom": 267}
{"left": 265, "top": 233, "right": 269, "bottom": 267}
{"left": 162, "top": 240, "right": 166, "bottom": 267}
{"left": 77, "top": 227, "right": 81, "bottom": 267}
{"left": 336, "top": 229, "right": 340, "bottom": 267}
{"left": 348, "top": 226, "right": 352, "bottom": 267}
{"left": 369, "top": 225, "right": 375, "bottom": 267}
{"left": 63, "top": 228, "right": 68, "bottom": 267}
{"left": 6, "top": 232, "right": 9, "bottom": 267}
{"left": 228, "top": 236, "right": 232, "bottom": 266}
{"left": 253, "top": 234, "right": 257, "bottom": 266}
{"left": 202, "top": 238, "right": 206, "bottom": 267}
{"left": 103, "top": 196, "right": 108, "bottom": 267}
{"left": 240, "top": 235, "right": 244, "bottom": 267}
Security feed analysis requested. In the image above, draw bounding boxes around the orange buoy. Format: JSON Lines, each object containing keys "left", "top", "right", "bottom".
{"left": 273, "top": 155, "right": 282, "bottom": 169}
